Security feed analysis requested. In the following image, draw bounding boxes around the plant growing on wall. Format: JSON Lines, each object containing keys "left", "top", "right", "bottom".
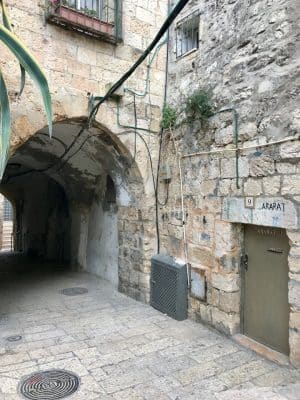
{"left": 185, "top": 88, "right": 214, "bottom": 122}
{"left": 0, "top": 0, "right": 52, "bottom": 178}
{"left": 161, "top": 104, "right": 177, "bottom": 129}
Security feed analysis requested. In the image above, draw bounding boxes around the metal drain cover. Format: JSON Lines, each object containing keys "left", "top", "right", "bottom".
{"left": 20, "top": 370, "right": 80, "bottom": 400}
{"left": 6, "top": 335, "right": 22, "bottom": 342}
{"left": 61, "top": 287, "right": 88, "bottom": 296}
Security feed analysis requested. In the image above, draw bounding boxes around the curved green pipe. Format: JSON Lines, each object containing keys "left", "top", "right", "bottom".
{"left": 213, "top": 108, "right": 240, "bottom": 189}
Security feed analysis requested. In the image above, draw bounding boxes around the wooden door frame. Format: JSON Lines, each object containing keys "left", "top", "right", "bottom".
{"left": 240, "top": 224, "right": 246, "bottom": 335}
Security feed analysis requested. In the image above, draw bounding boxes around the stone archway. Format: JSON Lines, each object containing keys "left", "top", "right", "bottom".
{"left": 1, "top": 119, "right": 153, "bottom": 299}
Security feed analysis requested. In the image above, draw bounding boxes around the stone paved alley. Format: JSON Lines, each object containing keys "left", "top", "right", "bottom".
{"left": 0, "top": 254, "right": 299, "bottom": 400}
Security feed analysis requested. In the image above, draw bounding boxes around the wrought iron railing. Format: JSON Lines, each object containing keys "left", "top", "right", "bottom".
{"left": 47, "top": 0, "right": 122, "bottom": 43}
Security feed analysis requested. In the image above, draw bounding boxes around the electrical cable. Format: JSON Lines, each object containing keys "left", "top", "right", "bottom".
{"left": 116, "top": 130, "right": 157, "bottom": 191}
{"left": 53, "top": 125, "right": 86, "bottom": 164}
{"left": 169, "top": 126, "right": 190, "bottom": 287}
{"left": 133, "top": 94, "right": 137, "bottom": 161}
{"left": 155, "top": 0, "right": 172, "bottom": 254}
{"left": 116, "top": 101, "right": 157, "bottom": 134}
{"left": 4, "top": 125, "right": 86, "bottom": 182}
{"left": 36, "top": 132, "right": 68, "bottom": 150}
{"left": 13, "top": 0, "right": 189, "bottom": 176}
{"left": 6, "top": 0, "right": 190, "bottom": 259}
{"left": 124, "top": 39, "right": 168, "bottom": 98}
{"left": 88, "top": 0, "right": 191, "bottom": 123}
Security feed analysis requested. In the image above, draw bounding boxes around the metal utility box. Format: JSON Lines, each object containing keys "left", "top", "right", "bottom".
{"left": 159, "top": 163, "right": 172, "bottom": 181}
{"left": 150, "top": 254, "right": 188, "bottom": 321}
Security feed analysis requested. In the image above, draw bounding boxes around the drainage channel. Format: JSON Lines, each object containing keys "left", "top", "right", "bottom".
{"left": 19, "top": 370, "right": 80, "bottom": 399}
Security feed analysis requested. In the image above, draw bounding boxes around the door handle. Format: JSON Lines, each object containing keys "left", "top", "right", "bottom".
{"left": 241, "top": 254, "right": 248, "bottom": 271}
{"left": 267, "top": 248, "right": 283, "bottom": 254}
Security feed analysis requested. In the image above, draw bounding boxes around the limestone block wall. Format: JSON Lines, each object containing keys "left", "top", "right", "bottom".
{"left": 0, "top": 0, "right": 168, "bottom": 300}
{"left": 161, "top": 0, "right": 300, "bottom": 366}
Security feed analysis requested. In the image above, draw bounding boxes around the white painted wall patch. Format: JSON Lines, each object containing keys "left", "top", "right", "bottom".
{"left": 222, "top": 197, "right": 298, "bottom": 229}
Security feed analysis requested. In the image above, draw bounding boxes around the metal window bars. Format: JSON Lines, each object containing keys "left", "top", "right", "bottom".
{"left": 176, "top": 10, "right": 199, "bottom": 58}
{"left": 3, "top": 198, "right": 13, "bottom": 222}
{"left": 47, "top": 0, "right": 122, "bottom": 43}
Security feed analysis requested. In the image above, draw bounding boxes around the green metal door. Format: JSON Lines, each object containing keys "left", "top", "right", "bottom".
{"left": 243, "top": 225, "right": 290, "bottom": 355}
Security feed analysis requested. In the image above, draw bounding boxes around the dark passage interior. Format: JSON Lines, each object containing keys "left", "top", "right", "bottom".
{"left": 1, "top": 173, "right": 70, "bottom": 262}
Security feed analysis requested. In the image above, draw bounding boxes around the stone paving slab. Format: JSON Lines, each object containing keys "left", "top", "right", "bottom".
{"left": 0, "top": 261, "right": 299, "bottom": 399}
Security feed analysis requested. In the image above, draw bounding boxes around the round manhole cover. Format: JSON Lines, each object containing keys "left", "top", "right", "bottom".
{"left": 19, "top": 370, "right": 80, "bottom": 400}
{"left": 61, "top": 287, "right": 88, "bottom": 296}
{"left": 6, "top": 335, "right": 22, "bottom": 342}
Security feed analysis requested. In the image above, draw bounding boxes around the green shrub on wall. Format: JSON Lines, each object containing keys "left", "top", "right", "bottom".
{"left": 185, "top": 89, "right": 214, "bottom": 122}
{"left": 161, "top": 104, "right": 177, "bottom": 129}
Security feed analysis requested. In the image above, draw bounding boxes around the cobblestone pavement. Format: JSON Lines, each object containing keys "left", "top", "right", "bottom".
{"left": 0, "top": 255, "right": 299, "bottom": 399}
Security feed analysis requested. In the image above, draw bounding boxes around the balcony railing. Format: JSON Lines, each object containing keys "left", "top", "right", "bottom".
{"left": 46, "top": 0, "right": 122, "bottom": 43}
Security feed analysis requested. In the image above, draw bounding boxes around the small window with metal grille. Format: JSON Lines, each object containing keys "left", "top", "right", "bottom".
{"left": 176, "top": 11, "right": 199, "bottom": 58}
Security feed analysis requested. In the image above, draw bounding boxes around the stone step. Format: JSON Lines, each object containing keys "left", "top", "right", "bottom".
{"left": 1, "top": 221, "right": 13, "bottom": 251}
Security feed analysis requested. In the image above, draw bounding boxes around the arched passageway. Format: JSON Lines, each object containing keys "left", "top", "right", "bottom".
{"left": 0, "top": 119, "right": 147, "bottom": 293}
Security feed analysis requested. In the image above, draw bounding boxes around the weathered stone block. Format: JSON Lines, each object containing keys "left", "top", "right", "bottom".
{"left": 289, "top": 279, "right": 300, "bottom": 308}
{"left": 282, "top": 176, "right": 300, "bottom": 195}
{"left": 289, "top": 329, "right": 300, "bottom": 367}
{"left": 258, "top": 80, "right": 273, "bottom": 93}
{"left": 189, "top": 244, "right": 214, "bottom": 268}
{"left": 199, "top": 180, "right": 217, "bottom": 197}
{"left": 197, "top": 197, "right": 222, "bottom": 214}
{"left": 207, "top": 287, "right": 220, "bottom": 307}
{"left": 244, "top": 178, "right": 263, "bottom": 196}
{"left": 239, "top": 122, "right": 257, "bottom": 140}
{"left": 138, "top": 272, "right": 150, "bottom": 289}
{"left": 290, "top": 310, "right": 300, "bottom": 330}
{"left": 290, "top": 246, "right": 300, "bottom": 257}
{"left": 280, "top": 141, "right": 300, "bottom": 161}
{"left": 219, "top": 291, "right": 240, "bottom": 313}
{"left": 199, "top": 303, "right": 212, "bottom": 325}
{"left": 219, "top": 179, "right": 232, "bottom": 196}
{"left": 211, "top": 307, "right": 240, "bottom": 335}
{"left": 276, "top": 162, "right": 297, "bottom": 174}
{"left": 262, "top": 175, "right": 281, "bottom": 195}
{"left": 219, "top": 254, "right": 240, "bottom": 272}
{"left": 250, "top": 155, "right": 275, "bottom": 177}
{"left": 215, "top": 125, "right": 235, "bottom": 145}
{"left": 287, "top": 231, "right": 300, "bottom": 247}
{"left": 288, "top": 256, "right": 300, "bottom": 274}
{"left": 221, "top": 157, "right": 249, "bottom": 179}
{"left": 211, "top": 272, "right": 240, "bottom": 292}
{"left": 215, "top": 221, "right": 240, "bottom": 257}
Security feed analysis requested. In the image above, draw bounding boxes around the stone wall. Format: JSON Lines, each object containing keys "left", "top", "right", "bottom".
{"left": 161, "top": 0, "right": 300, "bottom": 366}
{"left": 1, "top": 0, "right": 167, "bottom": 300}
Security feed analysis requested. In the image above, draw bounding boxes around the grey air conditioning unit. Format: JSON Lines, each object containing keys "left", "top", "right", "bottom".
{"left": 150, "top": 254, "right": 188, "bottom": 321}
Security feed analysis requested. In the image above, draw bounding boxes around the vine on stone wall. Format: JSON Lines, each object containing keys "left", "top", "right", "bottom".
{"left": 161, "top": 104, "right": 177, "bottom": 129}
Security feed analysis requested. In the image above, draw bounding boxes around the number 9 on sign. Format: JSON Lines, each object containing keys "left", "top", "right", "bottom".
{"left": 245, "top": 197, "right": 255, "bottom": 209}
